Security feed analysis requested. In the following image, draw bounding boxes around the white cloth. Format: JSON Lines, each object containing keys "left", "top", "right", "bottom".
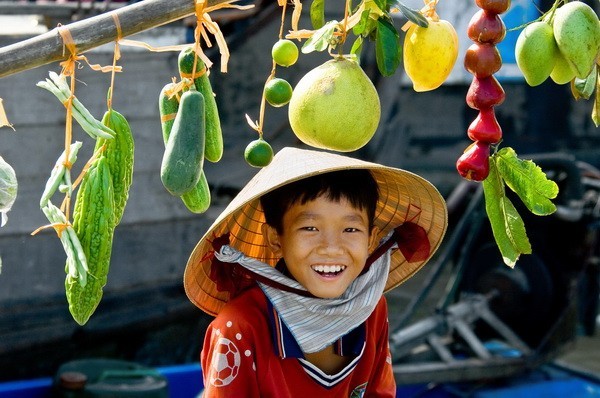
{"left": 214, "top": 241, "right": 391, "bottom": 354}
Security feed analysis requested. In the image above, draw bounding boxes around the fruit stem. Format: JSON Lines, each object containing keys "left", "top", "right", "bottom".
{"left": 422, "top": 0, "right": 439, "bottom": 22}
{"left": 340, "top": 0, "right": 351, "bottom": 46}
{"left": 278, "top": 0, "right": 287, "bottom": 39}
{"left": 543, "top": 0, "right": 562, "bottom": 25}
{"left": 255, "top": 0, "right": 290, "bottom": 140}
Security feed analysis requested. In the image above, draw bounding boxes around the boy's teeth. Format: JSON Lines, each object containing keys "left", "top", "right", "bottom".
{"left": 313, "top": 265, "right": 345, "bottom": 273}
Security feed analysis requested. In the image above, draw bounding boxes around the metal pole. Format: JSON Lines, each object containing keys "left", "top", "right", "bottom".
{"left": 0, "top": 0, "right": 230, "bottom": 79}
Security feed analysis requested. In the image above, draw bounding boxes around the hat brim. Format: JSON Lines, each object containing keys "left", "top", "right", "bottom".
{"left": 184, "top": 147, "right": 448, "bottom": 316}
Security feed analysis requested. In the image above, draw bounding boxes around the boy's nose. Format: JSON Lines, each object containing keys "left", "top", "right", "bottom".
{"left": 317, "top": 232, "right": 344, "bottom": 255}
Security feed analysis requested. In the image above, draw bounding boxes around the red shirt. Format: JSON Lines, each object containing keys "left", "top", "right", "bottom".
{"left": 200, "top": 286, "right": 396, "bottom": 397}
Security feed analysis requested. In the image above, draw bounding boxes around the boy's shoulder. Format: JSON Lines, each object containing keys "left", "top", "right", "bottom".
{"left": 214, "top": 286, "right": 269, "bottom": 325}
{"left": 370, "top": 294, "right": 389, "bottom": 325}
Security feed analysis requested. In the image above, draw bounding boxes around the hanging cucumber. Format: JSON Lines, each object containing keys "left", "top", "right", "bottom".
{"left": 160, "top": 87, "right": 206, "bottom": 196}
{"left": 181, "top": 170, "right": 211, "bottom": 214}
{"left": 159, "top": 83, "right": 212, "bottom": 213}
{"left": 158, "top": 82, "right": 179, "bottom": 144}
{"left": 178, "top": 47, "right": 223, "bottom": 163}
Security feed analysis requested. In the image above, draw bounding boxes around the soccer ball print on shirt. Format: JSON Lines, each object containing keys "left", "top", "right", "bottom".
{"left": 209, "top": 337, "right": 241, "bottom": 386}
{"left": 207, "top": 320, "right": 256, "bottom": 387}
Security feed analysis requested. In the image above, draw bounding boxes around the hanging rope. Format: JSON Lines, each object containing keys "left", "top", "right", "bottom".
{"left": 107, "top": 12, "right": 124, "bottom": 111}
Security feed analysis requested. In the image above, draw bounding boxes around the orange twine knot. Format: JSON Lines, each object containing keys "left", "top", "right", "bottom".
{"left": 57, "top": 24, "right": 122, "bottom": 76}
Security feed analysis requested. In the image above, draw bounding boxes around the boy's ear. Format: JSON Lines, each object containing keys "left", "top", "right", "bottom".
{"left": 368, "top": 226, "right": 380, "bottom": 253}
{"left": 262, "top": 223, "right": 283, "bottom": 257}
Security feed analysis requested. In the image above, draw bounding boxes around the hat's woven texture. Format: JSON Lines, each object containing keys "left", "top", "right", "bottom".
{"left": 184, "top": 147, "right": 448, "bottom": 316}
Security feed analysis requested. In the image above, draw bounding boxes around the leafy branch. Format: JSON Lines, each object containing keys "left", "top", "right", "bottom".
{"left": 482, "top": 147, "right": 559, "bottom": 267}
{"left": 294, "top": 0, "right": 428, "bottom": 76}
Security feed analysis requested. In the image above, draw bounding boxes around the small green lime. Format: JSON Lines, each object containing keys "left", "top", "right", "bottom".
{"left": 272, "top": 39, "right": 299, "bottom": 67}
{"left": 264, "top": 78, "right": 293, "bottom": 107}
{"left": 244, "top": 138, "right": 274, "bottom": 168}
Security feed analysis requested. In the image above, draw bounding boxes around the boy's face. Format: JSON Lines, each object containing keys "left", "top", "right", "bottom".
{"left": 263, "top": 194, "right": 379, "bottom": 299}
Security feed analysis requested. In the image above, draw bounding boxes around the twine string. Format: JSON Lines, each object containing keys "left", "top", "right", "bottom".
{"left": 108, "top": 12, "right": 124, "bottom": 110}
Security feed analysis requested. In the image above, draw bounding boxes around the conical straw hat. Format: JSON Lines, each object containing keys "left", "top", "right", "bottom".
{"left": 184, "top": 147, "right": 448, "bottom": 316}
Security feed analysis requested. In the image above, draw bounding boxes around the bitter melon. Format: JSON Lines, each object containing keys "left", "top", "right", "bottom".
{"left": 96, "top": 109, "right": 134, "bottom": 225}
{"left": 68, "top": 155, "right": 115, "bottom": 325}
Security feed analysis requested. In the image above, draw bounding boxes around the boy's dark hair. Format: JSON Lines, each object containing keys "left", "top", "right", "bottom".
{"left": 260, "top": 169, "right": 379, "bottom": 234}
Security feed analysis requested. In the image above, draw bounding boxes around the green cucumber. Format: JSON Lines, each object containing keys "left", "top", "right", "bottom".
{"left": 158, "top": 82, "right": 212, "bottom": 213}
{"left": 160, "top": 87, "right": 206, "bottom": 196}
{"left": 158, "top": 82, "right": 179, "bottom": 144}
{"left": 181, "top": 171, "right": 211, "bottom": 213}
{"left": 178, "top": 47, "right": 223, "bottom": 163}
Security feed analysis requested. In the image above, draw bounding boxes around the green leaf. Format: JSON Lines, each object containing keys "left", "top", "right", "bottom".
{"left": 373, "top": 0, "right": 387, "bottom": 11}
{"left": 302, "top": 20, "right": 338, "bottom": 54}
{"left": 375, "top": 17, "right": 401, "bottom": 76}
{"left": 352, "top": 9, "right": 371, "bottom": 36}
{"left": 350, "top": 35, "right": 364, "bottom": 58}
{"left": 390, "top": 1, "right": 429, "bottom": 27}
{"left": 572, "top": 64, "right": 597, "bottom": 100}
{"left": 495, "top": 147, "right": 558, "bottom": 216}
{"left": 483, "top": 159, "right": 532, "bottom": 268}
{"left": 310, "top": 0, "right": 326, "bottom": 30}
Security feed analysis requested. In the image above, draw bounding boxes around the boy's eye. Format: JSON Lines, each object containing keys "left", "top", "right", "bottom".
{"left": 301, "top": 226, "right": 318, "bottom": 231}
{"left": 344, "top": 227, "right": 360, "bottom": 233}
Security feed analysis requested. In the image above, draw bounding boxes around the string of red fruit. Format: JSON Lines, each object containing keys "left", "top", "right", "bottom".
{"left": 456, "top": 0, "right": 511, "bottom": 181}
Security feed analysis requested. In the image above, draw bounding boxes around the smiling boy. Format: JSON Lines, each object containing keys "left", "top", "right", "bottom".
{"left": 184, "top": 147, "right": 447, "bottom": 397}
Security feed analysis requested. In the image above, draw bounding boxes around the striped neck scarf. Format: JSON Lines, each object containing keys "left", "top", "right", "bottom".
{"left": 214, "top": 242, "right": 391, "bottom": 354}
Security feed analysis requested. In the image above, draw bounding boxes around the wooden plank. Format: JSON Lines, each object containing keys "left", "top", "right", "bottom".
{"left": 0, "top": 0, "right": 232, "bottom": 78}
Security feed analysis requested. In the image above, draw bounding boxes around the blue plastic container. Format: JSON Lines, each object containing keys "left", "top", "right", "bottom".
{"left": 474, "top": 379, "right": 600, "bottom": 398}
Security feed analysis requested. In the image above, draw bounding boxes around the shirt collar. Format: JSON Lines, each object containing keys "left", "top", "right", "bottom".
{"left": 266, "top": 296, "right": 366, "bottom": 359}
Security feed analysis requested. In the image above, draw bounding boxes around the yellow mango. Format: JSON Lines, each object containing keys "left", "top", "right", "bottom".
{"left": 403, "top": 19, "right": 459, "bottom": 92}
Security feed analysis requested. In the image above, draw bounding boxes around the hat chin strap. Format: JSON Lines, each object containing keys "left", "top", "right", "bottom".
{"left": 362, "top": 221, "right": 431, "bottom": 276}
{"left": 208, "top": 233, "right": 315, "bottom": 298}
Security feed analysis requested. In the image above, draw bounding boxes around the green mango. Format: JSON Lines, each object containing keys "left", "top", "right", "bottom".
{"left": 550, "top": 50, "right": 577, "bottom": 84}
{"left": 553, "top": 1, "right": 600, "bottom": 79}
{"left": 515, "top": 21, "right": 558, "bottom": 86}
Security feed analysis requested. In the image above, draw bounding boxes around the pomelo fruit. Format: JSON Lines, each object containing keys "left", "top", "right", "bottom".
{"left": 553, "top": 1, "right": 600, "bottom": 79}
{"left": 403, "top": 19, "right": 459, "bottom": 92}
{"left": 288, "top": 57, "right": 380, "bottom": 152}
{"left": 515, "top": 21, "right": 558, "bottom": 86}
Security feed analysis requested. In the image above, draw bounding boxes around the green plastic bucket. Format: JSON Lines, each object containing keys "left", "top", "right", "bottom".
{"left": 54, "top": 359, "right": 169, "bottom": 398}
